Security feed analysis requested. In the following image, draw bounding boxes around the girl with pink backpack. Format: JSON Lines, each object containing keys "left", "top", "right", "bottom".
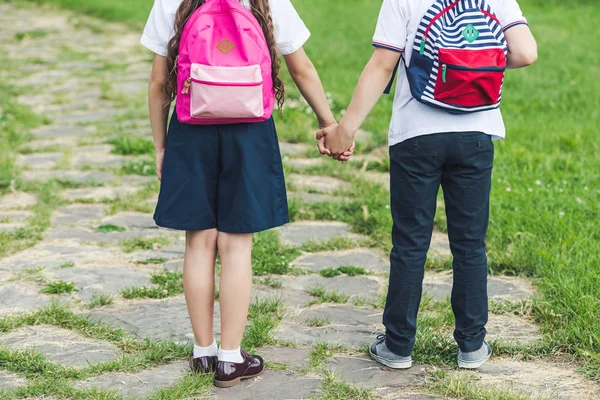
{"left": 141, "top": 0, "right": 353, "bottom": 388}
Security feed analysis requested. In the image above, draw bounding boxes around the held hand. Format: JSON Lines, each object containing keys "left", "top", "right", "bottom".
{"left": 317, "top": 124, "right": 355, "bottom": 159}
{"left": 155, "top": 149, "right": 165, "bottom": 181}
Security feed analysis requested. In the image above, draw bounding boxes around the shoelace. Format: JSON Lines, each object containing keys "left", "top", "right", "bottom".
{"left": 376, "top": 333, "right": 386, "bottom": 342}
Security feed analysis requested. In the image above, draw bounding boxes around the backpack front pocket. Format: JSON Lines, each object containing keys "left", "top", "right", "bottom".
{"left": 434, "top": 48, "right": 506, "bottom": 108}
{"left": 187, "top": 64, "right": 264, "bottom": 119}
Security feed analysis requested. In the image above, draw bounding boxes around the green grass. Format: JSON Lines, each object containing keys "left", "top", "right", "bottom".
{"left": 121, "top": 271, "right": 183, "bottom": 299}
{"left": 303, "top": 316, "right": 331, "bottom": 328}
{"left": 317, "top": 371, "right": 377, "bottom": 400}
{"left": 120, "top": 236, "right": 170, "bottom": 253}
{"left": 241, "top": 298, "right": 284, "bottom": 350}
{"left": 108, "top": 135, "right": 154, "bottom": 156}
{"left": 320, "top": 266, "right": 368, "bottom": 278}
{"left": 137, "top": 257, "right": 168, "bottom": 265}
{"left": 95, "top": 224, "right": 126, "bottom": 233}
{"left": 56, "top": 262, "right": 75, "bottom": 269}
{"left": 120, "top": 157, "right": 156, "bottom": 176}
{"left": 425, "top": 370, "right": 533, "bottom": 400}
{"left": 40, "top": 281, "right": 77, "bottom": 295}
{"left": 88, "top": 293, "right": 114, "bottom": 309}
{"left": 252, "top": 230, "right": 299, "bottom": 276}
{"left": 307, "top": 286, "right": 349, "bottom": 305}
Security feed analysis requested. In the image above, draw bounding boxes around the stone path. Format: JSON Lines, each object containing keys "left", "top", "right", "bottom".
{"left": 0, "top": 3, "right": 597, "bottom": 400}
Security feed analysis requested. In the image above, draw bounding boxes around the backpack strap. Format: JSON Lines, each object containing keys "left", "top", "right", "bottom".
{"left": 384, "top": 56, "right": 403, "bottom": 95}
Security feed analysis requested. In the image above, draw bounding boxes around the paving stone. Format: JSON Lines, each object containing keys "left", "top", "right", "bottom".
{"left": 123, "top": 246, "right": 186, "bottom": 263}
{"left": 0, "top": 210, "right": 34, "bottom": 224}
{"left": 72, "top": 145, "right": 129, "bottom": 168}
{"left": 50, "top": 265, "right": 151, "bottom": 301}
{"left": 213, "top": 370, "right": 322, "bottom": 400}
{"left": 91, "top": 297, "right": 218, "bottom": 343}
{"left": 423, "top": 271, "right": 535, "bottom": 303}
{"left": 52, "top": 110, "right": 121, "bottom": 124}
{"left": 0, "top": 222, "right": 26, "bottom": 233}
{"left": 258, "top": 346, "right": 311, "bottom": 371}
{"left": 120, "top": 175, "right": 157, "bottom": 185}
{"left": 0, "top": 325, "right": 120, "bottom": 368}
{"left": 458, "top": 358, "right": 600, "bottom": 400}
{"left": 289, "top": 174, "right": 350, "bottom": 194}
{"left": 280, "top": 221, "right": 364, "bottom": 247}
{"left": 389, "top": 395, "right": 448, "bottom": 400}
{"left": 32, "top": 125, "right": 96, "bottom": 138}
{"left": 52, "top": 204, "right": 106, "bottom": 226}
{"left": 102, "top": 212, "right": 157, "bottom": 230}
{"left": 284, "top": 157, "right": 324, "bottom": 169}
{"left": 364, "top": 171, "right": 390, "bottom": 190}
{"left": 0, "top": 370, "right": 26, "bottom": 390}
{"left": 429, "top": 231, "right": 452, "bottom": 259}
{"left": 292, "top": 249, "right": 389, "bottom": 274}
{"left": 16, "top": 152, "right": 62, "bottom": 170}
{"left": 486, "top": 314, "right": 542, "bottom": 345}
{"left": 251, "top": 283, "right": 313, "bottom": 309}
{"left": 0, "top": 192, "right": 37, "bottom": 210}
{"left": 278, "top": 275, "right": 382, "bottom": 302}
{"left": 45, "top": 227, "right": 165, "bottom": 244}
{"left": 275, "top": 305, "right": 382, "bottom": 347}
{"left": 77, "top": 361, "right": 188, "bottom": 398}
{"left": 0, "top": 283, "right": 52, "bottom": 316}
{"left": 21, "top": 170, "right": 114, "bottom": 185}
{"left": 288, "top": 192, "right": 343, "bottom": 204}
{"left": 62, "top": 186, "right": 139, "bottom": 202}
{"left": 279, "top": 142, "right": 310, "bottom": 157}
{"left": 327, "top": 356, "right": 428, "bottom": 391}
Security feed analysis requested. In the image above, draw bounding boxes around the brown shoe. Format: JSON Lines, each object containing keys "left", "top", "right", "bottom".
{"left": 189, "top": 353, "right": 217, "bottom": 374}
{"left": 214, "top": 350, "right": 265, "bottom": 388}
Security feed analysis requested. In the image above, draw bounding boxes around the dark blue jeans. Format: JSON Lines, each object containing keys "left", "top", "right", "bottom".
{"left": 383, "top": 132, "right": 494, "bottom": 356}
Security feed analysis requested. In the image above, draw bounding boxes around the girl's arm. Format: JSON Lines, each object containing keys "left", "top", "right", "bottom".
{"left": 148, "top": 54, "right": 170, "bottom": 180}
{"left": 284, "top": 48, "right": 336, "bottom": 129}
{"left": 317, "top": 48, "right": 401, "bottom": 157}
{"left": 504, "top": 25, "right": 538, "bottom": 69}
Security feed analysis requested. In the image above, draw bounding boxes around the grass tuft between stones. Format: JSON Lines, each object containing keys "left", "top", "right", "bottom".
{"left": 95, "top": 224, "right": 126, "bottom": 233}
{"left": 40, "top": 281, "right": 77, "bottom": 295}
{"left": 307, "top": 285, "right": 349, "bottom": 305}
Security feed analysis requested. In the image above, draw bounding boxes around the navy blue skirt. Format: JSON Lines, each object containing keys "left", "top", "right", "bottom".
{"left": 154, "top": 115, "right": 289, "bottom": 233}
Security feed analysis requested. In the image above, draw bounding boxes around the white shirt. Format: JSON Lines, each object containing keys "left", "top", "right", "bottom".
{"left": 141, "top": 0, "right": 310, "bottom": 57}
{"left": 373, "top": 0, "right": 528, "bottom": 146}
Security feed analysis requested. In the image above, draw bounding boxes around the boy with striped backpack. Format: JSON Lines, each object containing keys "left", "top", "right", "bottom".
{"left": 318, "top": 0, "right": 537, "bottom": 369}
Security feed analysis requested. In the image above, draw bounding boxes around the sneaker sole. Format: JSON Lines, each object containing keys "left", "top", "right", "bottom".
{"left": 214, "top": 369, "right": 264, "bottom": 388}
{"left": 369, "top": 347, "right": 412, "bottom": 369}
{"left": 458, "top": 350, "right": 492, "bottom": 369}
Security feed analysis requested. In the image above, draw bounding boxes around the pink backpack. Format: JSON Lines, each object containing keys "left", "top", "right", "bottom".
{"left": 176, "top": 0, "right": 274, "bottom": 125}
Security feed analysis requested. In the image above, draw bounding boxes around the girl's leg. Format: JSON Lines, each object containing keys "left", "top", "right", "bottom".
{"left": 184, "top": 229, "right": 219, "bottom": 347}
{"left": 217, "top": 231, "right": 253, "bottom": 351}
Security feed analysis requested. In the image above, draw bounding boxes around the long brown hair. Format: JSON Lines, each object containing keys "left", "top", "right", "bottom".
{"left": 165, "top": 0, "right": 285, "bottom": 110}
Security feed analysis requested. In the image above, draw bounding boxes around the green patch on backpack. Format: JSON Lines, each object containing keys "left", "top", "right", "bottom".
{"left": 462, "top": 24, "right": 480, "bottom": 43}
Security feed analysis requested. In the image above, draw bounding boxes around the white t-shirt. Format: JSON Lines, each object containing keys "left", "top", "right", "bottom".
{"left": 373, "top": 0, "right": 528, "bottom": 146}
{"left": 141, "top": 0, "right": 310, "bottom": 57}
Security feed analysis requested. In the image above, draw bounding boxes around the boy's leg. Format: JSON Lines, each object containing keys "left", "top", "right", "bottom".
{"left": 384, "top": 135, "right": 445, "bottom": 357}
{"left": 184, "top": 229, "right": 219, "bottom": 347}
{"left": 217, "top": 232, "right": 253, "bottom": 351}
{"left": 441, "top": 132, "right": 494, "bottom": 353}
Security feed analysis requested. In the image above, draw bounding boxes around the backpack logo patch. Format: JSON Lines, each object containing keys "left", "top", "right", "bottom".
{"left": 216, "top": 39, "right": 236, "bottom": 54}
{"left": 462, "top": 24, "right": 480, "bottom": 43}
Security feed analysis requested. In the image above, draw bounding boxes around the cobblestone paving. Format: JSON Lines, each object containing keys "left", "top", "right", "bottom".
{"left": 0, "top": 3, "right": 598, "bottom": 400}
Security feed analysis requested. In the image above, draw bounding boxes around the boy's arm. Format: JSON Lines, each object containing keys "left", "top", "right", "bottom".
{"left": 148, "top": 54, "right": 170, "bottom": 180}
{"left": 504, "top": 25, "right": 538, "bottom": 68}
{"left": 284, "top": 48, "right": 336, "bottom": 129}
{"left": 318, "top": 48, "right": 401, "bottom": 157}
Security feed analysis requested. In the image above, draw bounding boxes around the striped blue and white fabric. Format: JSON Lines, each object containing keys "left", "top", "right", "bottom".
{"left": 407, "top": 0, "right": 509, "bottom": 114}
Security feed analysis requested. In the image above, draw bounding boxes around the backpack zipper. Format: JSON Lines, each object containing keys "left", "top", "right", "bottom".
{"left": 441, "top": 63, "right": 505, "bottom": 83}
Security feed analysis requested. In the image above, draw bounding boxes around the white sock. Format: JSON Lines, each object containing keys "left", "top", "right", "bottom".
{"left": 218, "top": 346, "right": 244, "bottom": 363}
{"left": 193, "top": 340, "right": 217, "bottom": 358}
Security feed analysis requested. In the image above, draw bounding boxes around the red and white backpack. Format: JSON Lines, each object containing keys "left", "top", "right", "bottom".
{"left": 405, "top": 0, "right": 508, "bottom": 114}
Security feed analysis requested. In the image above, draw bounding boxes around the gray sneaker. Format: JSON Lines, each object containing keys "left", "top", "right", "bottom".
{"left": 369, "top": 334, "right": 412, "bottom": 369}
{"left": 458, "top": 341, "right": 492, "bottom": 369}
